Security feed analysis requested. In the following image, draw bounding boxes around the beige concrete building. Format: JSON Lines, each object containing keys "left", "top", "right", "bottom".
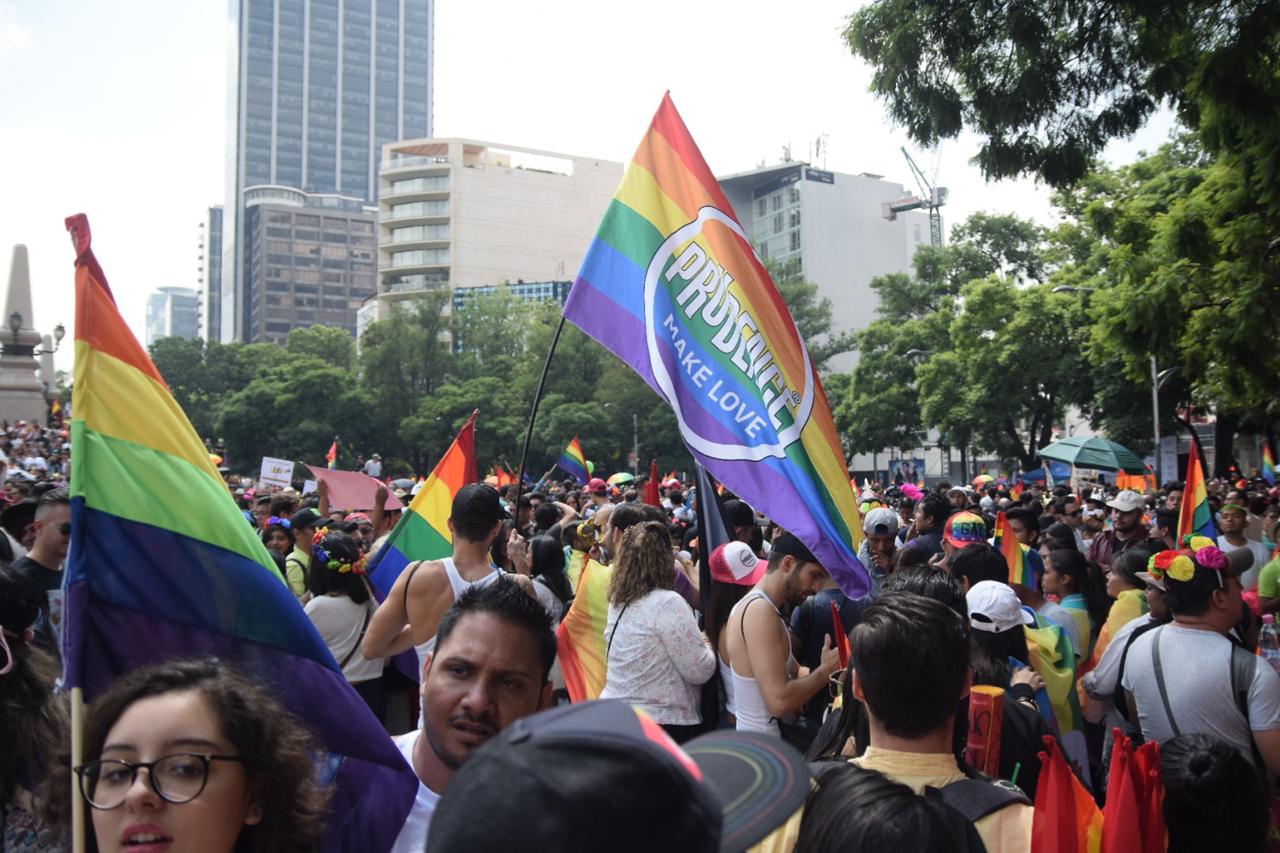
{"left": 365, "top": 138, "right": 622, "bottom": 333}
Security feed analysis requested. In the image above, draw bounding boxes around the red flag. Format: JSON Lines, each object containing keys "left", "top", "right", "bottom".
{"left": 1033, "top": 735, "right": 1102, "bottom": 853}
{"left": 1102, "top": 730, "right": 1142, "bottom": 853}
{"left": 829, "top": 601, "right": 851, "bottom": 669}
{"left": 1133, "top": 741, "right": 1165, "bottom": 853}
{"left": 645, "top": 459, "right": 660, "bottom": 506}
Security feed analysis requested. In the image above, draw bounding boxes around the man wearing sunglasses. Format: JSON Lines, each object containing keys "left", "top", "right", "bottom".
{"left": 1054, "top": 496, "right": 1087, "bottom": 552}
{"left": 12, "top": 489, "right": 71, "bottom": 657}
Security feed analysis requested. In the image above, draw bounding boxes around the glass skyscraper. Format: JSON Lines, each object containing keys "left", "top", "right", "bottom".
{"left": 222, "top": 0, "right": 432, "bottom": 342}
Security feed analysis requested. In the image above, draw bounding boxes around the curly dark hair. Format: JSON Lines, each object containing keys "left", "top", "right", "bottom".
{"left": 55, "top": 658, "right": 328, "bottom": 853}
{"left": 0, "top": 566, "right": 68, "bottom": 814}
{"left": 608, "top": 521, "right": 675, "bottom": 607}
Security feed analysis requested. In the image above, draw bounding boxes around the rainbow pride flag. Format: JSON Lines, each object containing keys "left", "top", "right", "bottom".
{"left": 562, "top": 94, "right": 867, "bottom": 595}
{"left": 63, "top": 215, "right": 416, "bottom": 852}
{"left": 557, "top": 553, "right": 611, "bottom": 702}
{"left": 1263, "top": 444, "right": 1276, "bottom": 486}
{"left": 368, "top": 412, "right": 477, "bottom": 598}
{"left": 557, "top": 435, "right": 590, "bottom": 485}
{"left": 327, "top": 437, "right": 339, "bottom": 469}
{"left": 1025, "top": 610, "right": 1082, "bottom": 733}
{"left": 996, "top": 510, "right": 1033, "bottom": 589}
{"left": 1177, "top": 437, "right": 1216, "bottom": 541}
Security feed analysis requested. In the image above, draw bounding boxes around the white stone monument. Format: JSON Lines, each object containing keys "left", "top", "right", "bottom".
{"left": 0, "top": 245, "right": 50, "bottom": 423}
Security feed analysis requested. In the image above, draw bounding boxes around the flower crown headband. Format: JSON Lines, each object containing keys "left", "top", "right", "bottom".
{"left": 310, "top": 527, "right": 367, "bottom": 574}
{"left": 267, "top": 516, "right": 291, "bottom": 529}
{"left": 1146, "top": 537, "right": 1228, "bottom": 586}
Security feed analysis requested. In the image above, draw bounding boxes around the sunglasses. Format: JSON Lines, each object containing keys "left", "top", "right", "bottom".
{"left": 57, "top": 522, "right": 71, "bottom": 535}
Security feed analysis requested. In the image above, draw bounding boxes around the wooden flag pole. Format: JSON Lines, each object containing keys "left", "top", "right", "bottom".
{"left": 71, "top": 686, "right": 86, "bottom": 853}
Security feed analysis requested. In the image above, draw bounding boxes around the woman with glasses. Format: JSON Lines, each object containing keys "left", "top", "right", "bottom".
{"left": 68, "top": 658, "right": 326, "bottom": 853}
{"left": 599, "top": 521, "right": 715, "bottom": 743}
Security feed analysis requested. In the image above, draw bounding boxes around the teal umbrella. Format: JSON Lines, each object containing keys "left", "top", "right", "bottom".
{"left": 1037, "top": 436, "right": 1147, "bottom": 474}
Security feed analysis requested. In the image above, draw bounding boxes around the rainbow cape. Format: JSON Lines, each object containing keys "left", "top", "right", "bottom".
{"left": 1263, "top": 444, "right": 1276, "bottom": 487}
{"left": 63, "top": 215, "right": 416, "bottom": 852}
{"left": 1177, "top": 437, "right": 1216, "bottom": 540}
{"left": 1025, "top": 610, "right": 1082, "bottom": 733}
{"left": 557, "top": 435, "right": 590, "bottom": 485}
{"left": 557, "top": 551, "right": 611, "bottom": 702}
{"left": 368, "top": 411, "right": 477, "bottom": 598}
{"left": 562, "top": 93, "right": 867, "bottom": 595}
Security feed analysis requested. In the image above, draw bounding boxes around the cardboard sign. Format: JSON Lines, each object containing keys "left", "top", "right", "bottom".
{"left": 259, "top": 457, "right": 295, "bottom": 489}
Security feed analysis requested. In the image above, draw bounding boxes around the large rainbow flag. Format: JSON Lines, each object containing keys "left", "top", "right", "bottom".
{"left": 557, "top": 552, "right": 612, "bottom": 703}
{"left": 562, "top": 94, "right": 867, "bottom": 595}
{"left": 1177, "top": 437, "right": 1216, "bottom": 541}
{"left": 63, "top": 215, "right": 416, "bottom": 852}
{"left": 1263, "top": 444, "right": 1276, "bottom": 486}
{"left": 996, "top": 510, "right": 1033, "bottom": 589}
{"left": 367, "top": 412, "right": 477, "bottom": 599}
{"left": 557, "top": 435, "right": 590, "bottom": 485}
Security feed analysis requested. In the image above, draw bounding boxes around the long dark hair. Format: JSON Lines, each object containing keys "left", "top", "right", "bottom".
{"left": 1050, "top": 548, "right": 1109, "bottom": 634}
{"left": 705, "top": 579, "right": 750, "bottom": 658}
{"left": 0, "top": 567, "right": 68, "bottom": 810}
{"left": 970, "top": 626, "right": 1031, "bottom": 688}
{"left": 309, "top": 531, "right": 371, "bottom": 604}
{"left": 530, "top": 534, "right": 572, "bottom": 613}
{"left": 58, "top": 658, "right": 328, "bottom": 853}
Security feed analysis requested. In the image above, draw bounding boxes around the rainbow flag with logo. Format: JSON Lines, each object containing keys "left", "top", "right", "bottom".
{"left": 996, "top": 510, "right": 1033, "bottom": 589}
{"left": 557, "top": 435, "right": 590, "bottom": 485}
{"left": 63, "top": 215, "right": 417, "bottom": 852}
{"left": 1177, "top": 437, "right": 1216, "bottom": 540}
{"left": 1264, "top": 444, "right": 1276, "bottom": 487}
{"left": 562, "top": 93, "right": 867, "bottom": 595}
{"left": 367, "top": 412, "right": 477, "bottom": 598}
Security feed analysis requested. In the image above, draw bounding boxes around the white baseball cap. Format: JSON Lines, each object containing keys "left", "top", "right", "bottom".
{"left": 861, "top": 507, "right": 900, "bottom": 536}
{"left": 966, "top": 581, "right": 1035, "bottom": 633}
{"left": 709, "top": 541, "right": 764, "bottom": 586}
{"left": 1107, "top": 490, "right": 1146, "bottom": 512}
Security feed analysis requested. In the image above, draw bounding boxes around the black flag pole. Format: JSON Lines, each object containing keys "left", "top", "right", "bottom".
{"left": 514, "top": 314, "right": 567, "bottom": 510}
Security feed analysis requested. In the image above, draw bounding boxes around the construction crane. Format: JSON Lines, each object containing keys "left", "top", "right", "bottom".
{"left": 881, "top": 147, "right": 948, "bottom": 247}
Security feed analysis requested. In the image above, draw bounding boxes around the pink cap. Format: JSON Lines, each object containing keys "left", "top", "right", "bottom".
{"left": 709, "top": 541, "right": 764, "bottom": 586}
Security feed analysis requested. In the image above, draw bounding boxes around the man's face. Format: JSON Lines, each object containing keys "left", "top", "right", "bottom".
{"left": 422, "top": 612, "right": 550, "bottom": 770}
{"left": 34, "top": 504, "right": 71, "bottom": 562}
{"left": 1165, "top": 491, "right": 1183, "bottom": 510}
{"left": 1008, "top": 518, "right": 1033, "bottom": 547}
{"left": 1060, "top": 501, "right": 1082, "bottom": 529}
{"left": 866, "top": 533, "right": 896, "bottom": 560}
{"left": 949, "top": 491, "right": 966, "bottom": 509}
{"left": 1219, "top": 509, "right": 1246, "bottom": 535}
{"left": 1112, "top": 507, "right": 1142, "bottom": 534}
{"left": 782, "top": 557, "right": 829, "bottom": 607}
{"left": 253, "top": 504, "right": 270, "bottom": 527}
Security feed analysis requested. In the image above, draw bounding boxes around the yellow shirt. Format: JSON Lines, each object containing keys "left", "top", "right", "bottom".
{"left": 853, "top": 747, "right": 1032, "bottom": 853}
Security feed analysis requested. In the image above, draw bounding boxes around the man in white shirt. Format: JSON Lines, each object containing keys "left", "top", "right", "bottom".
{"left": 1217, "top": 503, "right": 1271, "bottom": 590}
{"left": 1123, "top": 544, "right": 1280, "bottom": 775}
{"left": 391, "top": 577, "right": 555, "bottom": 851}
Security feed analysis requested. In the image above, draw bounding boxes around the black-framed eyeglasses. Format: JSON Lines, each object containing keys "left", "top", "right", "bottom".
{"left": 74, "top": 753, "right": 245, "bottom": 810}
{"left": 57, "top": 522, "right": 71, "bottom": 535}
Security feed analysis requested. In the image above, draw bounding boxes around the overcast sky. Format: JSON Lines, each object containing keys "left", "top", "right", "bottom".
{"left": 0, "top": 0, "right": 1177, "bottom": 373}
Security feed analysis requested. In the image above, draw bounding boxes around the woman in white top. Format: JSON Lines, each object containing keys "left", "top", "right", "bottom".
{"left": 303, "top": 530, "right": 386, "bottom": 722}
{"left": 600, "top": 521, "right": 715, "bottom": 743}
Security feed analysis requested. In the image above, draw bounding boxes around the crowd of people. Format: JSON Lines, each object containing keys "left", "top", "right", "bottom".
{"left": 5, "top": 424, "right": 1280, "bottom": 850}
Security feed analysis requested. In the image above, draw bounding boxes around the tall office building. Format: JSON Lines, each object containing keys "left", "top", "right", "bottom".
{"left": 146, "top": 288, "right": 203, "bottom": 346}
{"left": 718, "top": 162, "right": 932, "bottom": 372}
{"left": 223, "top": 0, "right": 433, "bottom": 342}
{"left": 199, "top": 206, "right": 223, "bottom": 341}
{"left": 362, "top": 138, "right": 620, "bottom": 336}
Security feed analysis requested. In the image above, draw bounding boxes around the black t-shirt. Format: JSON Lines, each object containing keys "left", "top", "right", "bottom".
{"left": 13, "top": 554, "right": 61, "bottom": 595}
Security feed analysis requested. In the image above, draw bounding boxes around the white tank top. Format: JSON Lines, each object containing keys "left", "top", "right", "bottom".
{"left": 718, "top": 653, "right": 736, "bottom": 717}
{"left": 412, "top": 558, "right": 501, "bottom": 677}
{"left": 729, "top": 590, "right": 786, "bottom": 737}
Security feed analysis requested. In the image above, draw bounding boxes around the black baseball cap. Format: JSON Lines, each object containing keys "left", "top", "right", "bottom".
{"left": 424, "top": 700, "right": 810, "bottom": 853}
{"left": 450, "top": 483, "right": 510, "bottom": 525}
{"left": 723, "top": 498, "right": 756, "bottom": 528}
{"left": 288, "top": 508, "right": 325, "bottom": 530}
{"left": 770, "top": 531, "right": 818, "bottom": 565}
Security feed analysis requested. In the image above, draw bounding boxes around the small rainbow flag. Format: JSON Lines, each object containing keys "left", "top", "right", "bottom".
{"left": 1177, "top": 437, "right": 1217, "bottom": 541}
{"left": 326, "top": 437, "right": 338, "bottom": 469}
{"left": 368, "top": 412, "right": 477, "bottom": 600}
{"left": 1011, "top": 481, "right": 1024, "bottom": 501}
{"left": 557, "top": 435, "right": 590, "bottom": 485}
{"left": 996, "top": 511, "right": 1032, "bottom": 589}
{"left": 1264, "top": 444, "right": 1276, "bottom": 487}
{"left": 562, "top": 93, "right": 867, "bottom": 596}
{"left": 557, "top": 553, "right": 611, "bottom": 702}
{"left": 63, "top": 215, "right": 416, "bottom": 851}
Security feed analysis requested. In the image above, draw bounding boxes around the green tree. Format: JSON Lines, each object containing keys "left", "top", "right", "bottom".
{"left": 285, "top": 325, "right": 356, "bottom": 370}
{"left": 452, "top": 289, "right": 536, "bottom": 382}
{"left": 844, "top": 0, "right": 1280, "bottom": 193}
